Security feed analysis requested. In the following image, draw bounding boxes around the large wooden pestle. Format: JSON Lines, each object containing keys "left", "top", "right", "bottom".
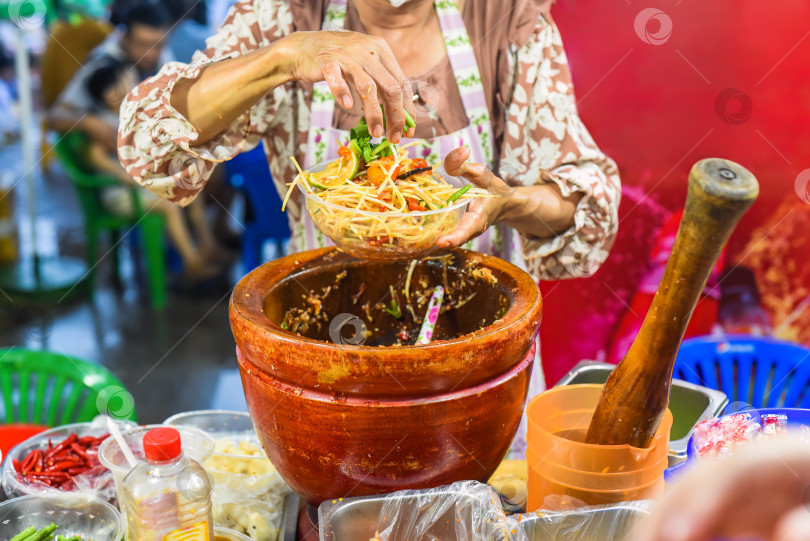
{"left": 586, "top": 159, "right": 759, "bottom": 447}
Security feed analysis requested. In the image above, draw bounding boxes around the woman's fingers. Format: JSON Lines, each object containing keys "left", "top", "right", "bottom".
{"left": 444, "top": 147, "right": 515, "bottom": 196}
{"left": 321, "top": 60, "right": 353, "bottom": 109}
{"left": 436, "top": 199, "right": 491, "bottom": 249}
{"left": 363, "top": 59, "right": 406, "bottom": 143}
{"left": 374, "top": 38, "right": 416, "bottom": 139}
{"left": 443, "top": 146, "right": 471, "bottom": 176}
{"left": 348, "top": 68, "right": 384, "bottom": 137}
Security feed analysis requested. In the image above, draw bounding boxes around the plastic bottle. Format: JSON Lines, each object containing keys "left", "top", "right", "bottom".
{"left": 121, "top": 427, "right": 214, "bottom": 540}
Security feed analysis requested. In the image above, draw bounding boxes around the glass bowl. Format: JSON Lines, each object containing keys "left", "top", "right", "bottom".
{"left": 1, "top": 421, "right": 136, "bottom": 502}
{"left": 299, "top": 162, "right": 471, "bottom": 261}
{"left": 0, "top": 494, "right": 123, "bottom": 540}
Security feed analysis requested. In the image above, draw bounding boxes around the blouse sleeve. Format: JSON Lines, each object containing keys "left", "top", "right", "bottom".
{"left": 500, "top": 13, "right": 621, "bottom": 281}
{"left": 117, "top": 0, "right": 295, "bottom": 206}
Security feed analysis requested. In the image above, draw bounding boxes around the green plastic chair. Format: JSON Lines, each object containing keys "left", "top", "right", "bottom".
{"left": 0, "top": 348, "right": 138, "bottom": 426}
{"left": 53, "top": 131, "right": 167, "bottom": 309}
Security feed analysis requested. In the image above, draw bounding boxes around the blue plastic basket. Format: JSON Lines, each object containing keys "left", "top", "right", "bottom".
{"left": 665, "top": 407, "right": 810, "bottom": 482}
{"left": 672, "top": 335, "right": 810, "bottom": 412}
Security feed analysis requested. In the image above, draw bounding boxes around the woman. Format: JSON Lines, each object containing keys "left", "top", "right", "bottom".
{"left": 118, "top": 0, "right": 620, "bottom": 455}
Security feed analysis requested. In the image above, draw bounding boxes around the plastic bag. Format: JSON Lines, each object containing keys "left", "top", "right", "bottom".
{"left": 1, "top": 416, "right": 136, "bottom": 504}
{"left": 204, "top": 438, "right": 291, "bottom": 541}
{"left": 506, "top": 500, "right": 655, "bottom": 541}
{"left": 370, "top": 481, "right": 510, "bottom": 541}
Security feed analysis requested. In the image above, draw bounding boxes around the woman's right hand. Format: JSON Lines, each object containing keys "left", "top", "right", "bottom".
{"left": 281, "top": 31, "right": 416, "bottom": 143}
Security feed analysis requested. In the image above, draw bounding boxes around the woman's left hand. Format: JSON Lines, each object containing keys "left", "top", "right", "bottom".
{"left": 436, "top": 147, "right": 582, "bottom": 249}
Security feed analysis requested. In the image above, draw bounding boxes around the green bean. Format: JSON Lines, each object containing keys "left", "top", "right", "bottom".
{"left": 446, "top": 185, "right": 471, "bottom": 203}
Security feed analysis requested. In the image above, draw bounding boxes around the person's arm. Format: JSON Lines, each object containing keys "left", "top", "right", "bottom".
{"left": 119, "top": 0, "right": 415, "bottom": 207}
{"left": 439, "top": 11, "right": 620, "bottom": 281}
{"left": 87, "top": 141, "right": 132, "bottom": 184}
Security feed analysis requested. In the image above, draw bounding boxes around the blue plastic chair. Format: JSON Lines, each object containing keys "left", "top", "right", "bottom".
{"left": 226, "top": 145, "right": 291, "bottom": 271}
{"left": 673, "top": 335, "right": 810, "bottom": 412}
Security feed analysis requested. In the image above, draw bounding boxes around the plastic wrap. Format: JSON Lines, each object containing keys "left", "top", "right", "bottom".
{"left": 347, "top": 481, "right": 509, "bottom": 541}
{"left": 205, "top": 439, "right": 290, "bottom": 541}
{"left": 505, "top": 500, "right": 655, "bottom": 541}
{"left": 1, "top": 418, "right": 136, "bottom": 504}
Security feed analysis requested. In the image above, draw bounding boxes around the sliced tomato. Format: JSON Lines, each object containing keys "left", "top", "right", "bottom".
{"left": 368, "top": 235, "right": 391, "bottom": 246}
{"left": 337, "top": 145, "right": 351, "bottom": 159}
{"left": 410, "top": 158, "right": 428, "bottom": 169}
{"left": 407, "top": 198, "right": 426, "bottom": 212}
{"left": 367, "top": 164, "right": 386, "bottom": 186}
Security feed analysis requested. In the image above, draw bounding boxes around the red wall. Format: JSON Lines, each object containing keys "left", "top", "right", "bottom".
{"left": 540, "top": 0, "right": 810, "bottom": 385}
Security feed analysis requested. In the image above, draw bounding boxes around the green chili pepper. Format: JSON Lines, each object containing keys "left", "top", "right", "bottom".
{"left": 446, "top": 185, "right": 471, "bottom": 203}
{"left": 281, "top": 318, "right": 290, "bottom": 330}
{"left": 383, "top": 285, "right": 402, "bottom": 318}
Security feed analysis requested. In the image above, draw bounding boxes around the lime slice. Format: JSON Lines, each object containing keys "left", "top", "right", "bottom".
{"left": 309, "top": 152, "right": 359, "bottom": 189}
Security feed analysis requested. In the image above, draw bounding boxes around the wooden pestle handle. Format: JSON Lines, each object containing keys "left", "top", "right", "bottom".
{"left": 586, "top": 159, "right": 759, "bottom": 447}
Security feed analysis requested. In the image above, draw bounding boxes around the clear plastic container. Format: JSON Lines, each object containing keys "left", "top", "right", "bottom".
{"left": 526, "top": 384, "right": 672, "bottom": 510}
{"left": 2, "top": 420, "right": 136, "bottom": 502}
{"left": 120, "top": 427, "right": 214, "bottom": 540}
{"left": 164, "top": 410, "right": 290, "bottom": 541}
{"left": 0, "top": 493, "right": 123, "bottom": 540}
{"left": 215, "top": 526, "right": 253, "bottom": 541}
{"left": 300, "top": 161, "right": 470, "bottom": 261}
{"left": 98, "top": 423, "right": 214, "bottom": 500}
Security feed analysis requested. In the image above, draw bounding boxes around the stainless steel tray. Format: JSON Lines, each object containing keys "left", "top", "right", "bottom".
{"left": 554, "top": 361, "right": 728, "bottom": 465}
{"left": 281, "top": 490, "right": 300, "bottom": 541}
{"left": 506, "top": 501, "right": 653, "bottom": 541}
{"left": 319, "top": 488, "right": 652, "bottom": 541}
{"left": 319, "top": 486, "right": 504, "bottom": 541}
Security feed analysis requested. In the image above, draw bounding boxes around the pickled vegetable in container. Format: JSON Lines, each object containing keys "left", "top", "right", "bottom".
{"left": 120, "top": 427, "right": 214, "bottom": 540}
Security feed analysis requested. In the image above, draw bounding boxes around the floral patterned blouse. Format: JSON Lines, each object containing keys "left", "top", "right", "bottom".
{"left": 117, "top": 0, "right": 621, "bottom": 282}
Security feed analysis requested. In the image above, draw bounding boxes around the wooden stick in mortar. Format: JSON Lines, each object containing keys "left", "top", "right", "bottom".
{"left": 586, "top": 159, "right": 759, "bottom": 447}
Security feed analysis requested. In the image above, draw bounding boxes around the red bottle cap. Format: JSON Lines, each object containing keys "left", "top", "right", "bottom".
{"left": 143, "top": 427, "right": 182, "bottom": 463}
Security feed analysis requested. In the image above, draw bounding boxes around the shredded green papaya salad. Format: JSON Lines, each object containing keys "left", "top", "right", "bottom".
{"left": 282, "top": 107, "right": 495, "bottom": 253}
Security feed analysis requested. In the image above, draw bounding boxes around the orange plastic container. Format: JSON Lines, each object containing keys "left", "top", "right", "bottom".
{"left": 526, "top": 384, "right": 672, "bottom": 510}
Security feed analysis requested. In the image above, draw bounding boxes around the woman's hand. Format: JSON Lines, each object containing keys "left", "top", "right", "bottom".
{"left": 436, "top": 147, "right": 582, "bottom": 249}
{"left": 632, "top": 435, "right": 810, "bottom": 541}
{"left": 173, "top": 31, "right": 415, "bottom": 146}
{"left": 284, "top": 31, "right": 416, "bottom": 143}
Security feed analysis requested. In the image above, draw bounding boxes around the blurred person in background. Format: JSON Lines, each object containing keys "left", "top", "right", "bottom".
{"left": 164, "top": 0, "right": 210, "bottom": 64}
{"left": 0, "top": 47, "right": 19, "bottom": 146}
{"left": 633, "top": 434, "right": 810, "bottom": 541}
{"left": 85, "top": 59, "right": 223, "bottom": 280}
{"left": 47, "top": 1, "right": 173, "bottom": 152}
